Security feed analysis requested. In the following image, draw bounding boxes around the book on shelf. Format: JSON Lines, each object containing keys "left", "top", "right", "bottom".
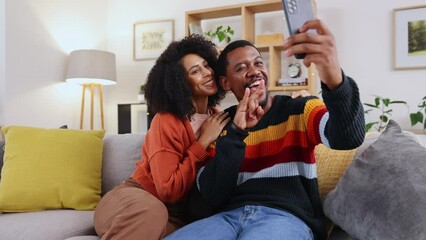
{"left": 278, "top": 78, "right": 308, "bottom": 86}
{"left": 189, "top": 23, "right": 203, "bottom": 36}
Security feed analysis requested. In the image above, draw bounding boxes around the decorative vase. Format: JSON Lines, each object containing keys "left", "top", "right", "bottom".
{"left": 213, "top": 39, "right": 228, "bottom": 48}
{"left": 137, "top": 92, "right": 145, "bottom": 103}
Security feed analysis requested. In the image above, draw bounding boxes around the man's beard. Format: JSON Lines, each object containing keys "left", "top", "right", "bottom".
{"left": 258, "top": 92, "right": 269, "bottom": 108}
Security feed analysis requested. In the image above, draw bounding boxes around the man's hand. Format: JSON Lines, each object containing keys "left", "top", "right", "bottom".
{"left": 233, "top": 80, "right": 265, "bottom": 130}
{"left": 283, "top": 19, "right": 342, "bottom": 90}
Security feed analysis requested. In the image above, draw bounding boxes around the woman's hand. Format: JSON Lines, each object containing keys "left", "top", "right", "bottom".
{"left": 198, "top": 112, "right": 230, "bottom": 149}
{"left": 291, "top": 89, "right": 311, "bottom": 98}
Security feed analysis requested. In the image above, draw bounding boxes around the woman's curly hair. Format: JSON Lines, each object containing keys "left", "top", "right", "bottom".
{"left": 144, "top": 34, "right": 225, "bottom": 120}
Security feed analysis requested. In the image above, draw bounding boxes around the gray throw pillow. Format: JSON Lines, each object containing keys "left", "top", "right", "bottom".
{"left": 323, "top": 120, "right": 426, "bottom": 240}
{"left": 101, "top": 133, "right": 145, "bottom": 195}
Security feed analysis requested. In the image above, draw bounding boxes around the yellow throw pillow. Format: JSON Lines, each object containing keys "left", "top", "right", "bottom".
{"left": 315, "top": 144, "right": 357, "bottom": 200}
{"left": 0, "top": 126, "right": 105, "bottom": 212}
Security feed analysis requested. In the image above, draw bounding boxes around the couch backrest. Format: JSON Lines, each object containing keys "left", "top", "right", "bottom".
{"left": 101, "top": 133, "right": 146, "bottom": 195}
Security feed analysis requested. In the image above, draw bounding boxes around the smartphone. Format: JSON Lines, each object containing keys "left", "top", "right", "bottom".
{"left": 281, "top": 0, "right": 315, "bottom": 59}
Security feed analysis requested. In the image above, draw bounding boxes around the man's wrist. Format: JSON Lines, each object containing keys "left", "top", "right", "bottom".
{"left": 231, "top": 122, "right": 248, "bottom": 134}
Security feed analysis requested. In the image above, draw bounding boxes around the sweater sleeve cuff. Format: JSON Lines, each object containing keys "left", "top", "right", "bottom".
{"left": 321, "top": 70, "right": 352, "bottom": 99}
{"left": 189, "top": 141, "right": 209, "bottom": 163}
{"left": 226, "top": 123, "right": 249, "bottom": 139}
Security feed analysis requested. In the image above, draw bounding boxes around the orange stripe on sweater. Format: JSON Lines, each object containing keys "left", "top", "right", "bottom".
{"left": 244, "top": 114, "right": 305, "bottom": 146}
{"left": 304, "top": 100, "right": 327, "bottom": 145}
{"left": 245, "top": 130, "right": 309, "bottom": 158}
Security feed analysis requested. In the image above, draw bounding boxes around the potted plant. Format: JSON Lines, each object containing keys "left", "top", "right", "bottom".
{"left": 138, "top": 84, "right": 146, "bottom": 103}
{"left": 205, "top": 25, "right": 235, "bottom": 47}
{"left": 409, "top": 96, "right": 426, "bottom": 131}
{"left": 363, "top": 95, "right": 407, "bottom": 132}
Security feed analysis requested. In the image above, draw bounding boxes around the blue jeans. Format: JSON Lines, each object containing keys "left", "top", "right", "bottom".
{"left": 165, "top": 205, "right": 314, "bottom": 240}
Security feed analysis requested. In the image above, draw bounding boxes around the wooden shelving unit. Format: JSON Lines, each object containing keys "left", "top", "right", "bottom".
{"left": 185, "top": 0, "right": 318, "bottom": 95}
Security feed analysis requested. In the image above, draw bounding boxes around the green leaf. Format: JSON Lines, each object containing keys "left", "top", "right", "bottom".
{"left": 365, "top": 122, "right": 377, "bottom": 132}
{"left": 365, "top": 122, "right": 379, "bottom": 132}
{"left": 382, "top": 98, "right": 390, "bottom": 107}
{"left": 374, "top": 97, "right": 381, "bottom": 106}
{"left": 217, "top": 32, "right": 226, "bottom": 42}
{"left": 389, "top": 100, "right": 407, "bottom": 104}
{"left": 410, "top": 112, "right": 424, "bottom": 126}
{"left": 206, "top": 25, "right": 234, "bottom": 42}
{"left": 364, "top": 103, "right": 379, "bottom": 108}
{"left": 379, "top": 115, "right": 388, "bottom": 123}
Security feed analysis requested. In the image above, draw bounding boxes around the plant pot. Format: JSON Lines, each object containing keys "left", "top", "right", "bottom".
{"left": 137, "top": 92, "right": 145, "bottom": 103}
{"left": 213, "top": 39, "right": 228, "bottom": 48}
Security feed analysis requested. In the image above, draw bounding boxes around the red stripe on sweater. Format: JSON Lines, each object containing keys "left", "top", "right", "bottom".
{"left": 240, "top": 145, "right": 315, "bottom": 172}
{"left": 245, "top": 130, "right": 309, "bottom": 158}
{"left": 308, "top": 107, "right": 327, "bottom": 145}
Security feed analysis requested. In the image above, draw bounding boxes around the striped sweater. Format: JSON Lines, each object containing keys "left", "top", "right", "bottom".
{"left": 196, "top": 75, "right": 365, "bottom": 240}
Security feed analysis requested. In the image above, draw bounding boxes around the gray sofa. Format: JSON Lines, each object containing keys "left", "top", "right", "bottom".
{"left": 0, "top": 126, "right": 425, "bottom": 240}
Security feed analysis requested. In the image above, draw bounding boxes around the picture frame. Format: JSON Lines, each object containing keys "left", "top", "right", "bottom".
{"left": 133, "top": 19, "right": 174, "bottom": 60}
{"left": 393, "top": 5, "right": 426, "bottom": 70}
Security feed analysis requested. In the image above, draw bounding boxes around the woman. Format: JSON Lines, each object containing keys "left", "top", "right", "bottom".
{"left": 94, "top": 35, "right": 230, "bottom": 240}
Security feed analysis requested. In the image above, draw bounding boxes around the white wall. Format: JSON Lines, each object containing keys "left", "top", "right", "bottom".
{"left": 317, "top": 0, "right": 426, "bottom": 130}
{"left": 2, "top": 0, "right": 426, "bottom": 133}
{"left": 3, "top": 0, "right": 108, "bottom": 129}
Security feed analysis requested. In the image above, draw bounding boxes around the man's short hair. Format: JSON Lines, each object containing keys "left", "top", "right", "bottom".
{"left": 215, "top": 40, "right": 259, "bottom": 79}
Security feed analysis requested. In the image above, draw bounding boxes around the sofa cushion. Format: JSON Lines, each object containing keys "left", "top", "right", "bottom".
{"left": 315, "top": 145, "right": 357, "bottom": 199}
{"left": 0, "top": 126, "right": 105, "bottom": 212}
{"left": 323, "top": 120, "right": 426, "bottom": 240}
{"left": 0, "top": 210, "right": 95, "bottom": 240}
{"left": 101, "top": 133, "right": 145, "bottom": 195}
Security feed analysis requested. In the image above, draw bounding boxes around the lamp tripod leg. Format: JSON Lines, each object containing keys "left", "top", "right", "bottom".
{"left": 80, "top": 85, "right": 87, "bottom": 129}
{"left": 99, "top": 85, "right": 105, "bottom": 129}
{"left": 90, "top": 84, "right": 95, "bottom": 130}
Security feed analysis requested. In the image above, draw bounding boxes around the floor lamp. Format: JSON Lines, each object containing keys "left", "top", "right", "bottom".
{"left": 66, "top": 50, "right": 117, "bottom": 130}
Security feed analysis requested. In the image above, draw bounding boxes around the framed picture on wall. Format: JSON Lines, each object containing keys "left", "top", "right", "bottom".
{"left": 393, "top": 5, "right": 426, "bottom": 70}
{"left": 133, "top": 19, "right": 174, "bottom": 60}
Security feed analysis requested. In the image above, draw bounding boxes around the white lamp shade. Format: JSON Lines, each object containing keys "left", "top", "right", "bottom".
{"left": 66, "top": 49, "right": 117, "bottom": 85}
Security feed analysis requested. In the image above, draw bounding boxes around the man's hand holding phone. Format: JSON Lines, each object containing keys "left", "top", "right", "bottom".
{"left": 283, "top": 19, "right": 343, "bottom": 90}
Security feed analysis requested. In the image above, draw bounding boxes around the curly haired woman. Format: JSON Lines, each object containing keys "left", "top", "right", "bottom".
{"left": 94, "top": 35, "right": 230, "bottom": 240}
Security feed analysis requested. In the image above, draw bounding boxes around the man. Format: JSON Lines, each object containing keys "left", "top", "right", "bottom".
{"left": 166, "top": 19, "right": 365, "bottom": 240}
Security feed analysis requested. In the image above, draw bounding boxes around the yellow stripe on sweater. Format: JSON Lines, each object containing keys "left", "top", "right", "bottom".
{"left": 244, "top": 114, "right": 305, "bottom": 146}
